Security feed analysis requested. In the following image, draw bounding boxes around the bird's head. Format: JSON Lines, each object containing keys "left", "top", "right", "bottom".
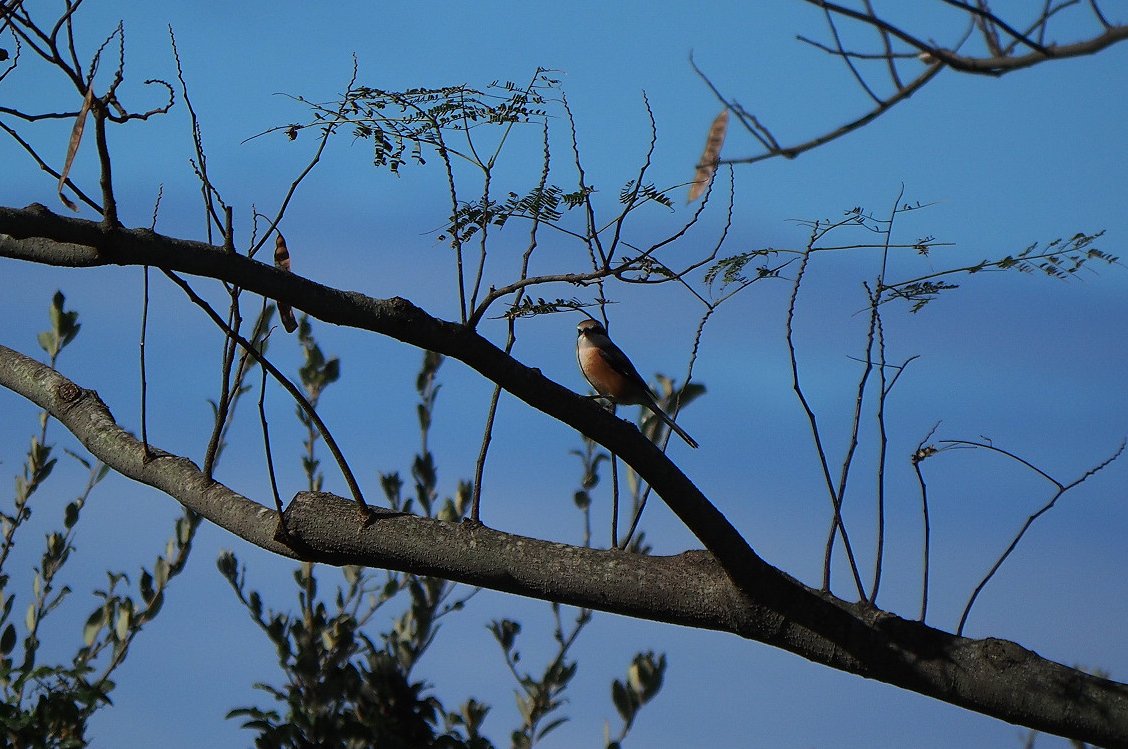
{"left": 577, "top": 319, "right": 606, "bottom": 339}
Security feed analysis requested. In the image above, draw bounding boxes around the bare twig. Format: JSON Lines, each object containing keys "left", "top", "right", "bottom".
{"left": 697, "top": 59, "right": 945, "bottom": 166}
{"left": 706, "top": 2, "right": 1127, "bottom": 167}
{"left": 256, "top": 329, "right": 289, "bottom": 534}
{"left": 0, "top": 120, "right": 102, "bottom": 211}
{"left": 162, "top": 270, "right": 370, "bottom": 513}
{"left": 786, "top": 222, "right": 866, "bottom": 599}
{"left": 939, "top": 0, "right": 1050, "bottom": 54}
{"left": 470, "top": 122, "right": 551, "bottom": 522}
{"left": 944, "top": 439, "right": 1126, "bottom": 635}
{"left": 864, "top": 0, "right": 903, "bottom": 88}
{"left": 912, "top": 424, "right": 941, "bottom": 621}
{"left": 247, "top": 57, "right": 360, "bottom": 259}
{"left": 820, "top": 2, "right": 883, "bottom": 104}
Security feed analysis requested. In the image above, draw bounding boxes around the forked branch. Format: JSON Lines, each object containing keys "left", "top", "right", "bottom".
{"left": 698, "top": 1, "right": 1128, "bottom": 166}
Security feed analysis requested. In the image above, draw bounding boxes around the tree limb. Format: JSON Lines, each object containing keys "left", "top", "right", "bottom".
{"left": 1, "top": 340, "right": 1126, "bottom": 746}
{"left": 0, "top": 203, "right": 783, "bottom": 604}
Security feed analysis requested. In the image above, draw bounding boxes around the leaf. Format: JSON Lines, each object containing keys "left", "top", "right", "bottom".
{"left": 83, "top": 607, "right": 105, "bottom": 646}
{"left": 627, "top": 651, "right": 666, "bottom": 702}
{"left": 63, "top": 501, "right": 80, "bottom": 530}
{"left": 59, "top": 79, "right": 96, "bottom": 212}
{"left": 0, "top": 624, "right": 15, "bottom": 656}
{"left": 688, "top": 109, "right": 729, "bottom": 202}
{"left": 153, "top": 557, "right": 170, "bottom": 587}
{"left": 36, "top": 331, "right": 55, "bottom": 355}
{"left": 115, "top": 605, "right": 131, "bottom": 641}
{"left": 611, "top": 679, "right": 635, "bottom": 721}
{"left": 488, "top": 619, "right": 520, "bottom": 652}
{"left": 64, "top": 448, "right": 91, "bottom": 470}
{"left": 139, "top": 570, "right": 154, "bottom": 604}
{"left": 536, "top": 716, "right": 569, "bottom": 740}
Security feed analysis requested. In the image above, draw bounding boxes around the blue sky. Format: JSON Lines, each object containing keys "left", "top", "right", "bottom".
{"left": 2, "top": 2, "right": 1127, "bottom": 747}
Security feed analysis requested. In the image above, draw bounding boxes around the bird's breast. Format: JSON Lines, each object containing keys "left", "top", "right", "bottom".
{"left": 578, "top": 345, "right": 639, "bottom": 403}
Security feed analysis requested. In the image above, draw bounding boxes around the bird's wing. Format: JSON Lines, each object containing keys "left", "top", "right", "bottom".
{"left": 597, "top": 343, "right": 652, "bottom": 393}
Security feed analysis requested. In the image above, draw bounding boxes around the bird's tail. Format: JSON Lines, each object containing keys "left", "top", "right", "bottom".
{"left": 650, "top": 404, "right": 699, "bottom": 449}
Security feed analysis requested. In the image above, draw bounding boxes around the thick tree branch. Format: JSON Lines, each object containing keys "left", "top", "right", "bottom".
{"left": 1, "top": 341, "right": 1126, "bottom": 746}
{"left": 710, "top": 6, "right": 1128, "bottom": 165}
{"left": 0, "top": 342, "right": 291, "bottom": 556}
{"left": 0, "top": 204, "right": 791, "bottom": 600}
{"left": 807, "top": 0, "right": 1128, "bottom": 75}
{"left": 929, "top": 24, "right": 1128, "bottom": 74}
{"left": 700, "top": 60, "right": 945, "bottom": 166}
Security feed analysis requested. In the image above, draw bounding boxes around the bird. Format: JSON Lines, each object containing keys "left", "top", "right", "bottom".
{"left": 575, "top": 318, "right": 698, "bottom": 448}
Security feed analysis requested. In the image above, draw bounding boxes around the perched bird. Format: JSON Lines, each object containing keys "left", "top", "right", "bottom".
{"left": 575, "top": 318, "right": 698, "bottom": 448}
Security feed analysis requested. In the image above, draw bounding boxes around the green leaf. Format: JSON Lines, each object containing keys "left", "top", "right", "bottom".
{"left": 537, "top": 716, "right": 569, "bottom": 740}
{"left": 611, "top": 679, "right": 636, "bottom": 722}
{"left": 115, "top": 605, "right": 132, "bottom": 641}
{"left": 63, "top": 501, "right": 80, "bottom": 530}
{"left": 488, "top": 619, "right": 520, "bottom": 652}
{"left": 36, "top": 458, "right": 57, "bottom": 484}
{"left": 218, "top": 548, "right": 241, "bottom": 582}
{"left": 139, "top": 570, "right": 154, "bottom": 604}
{"left": 323, "top": 357, "right": 340, "bottom": 384}
{"left": 0, "top": 624, "right": 15, "bottom": 656}
{"left": 83, "top": 608, "right": 105, "bottom": 646}
{"left": 154, "top": 557, "right": 170, "bottom": 587}
{"left": 628, "top": 651, "right": 666, "bottom": 702}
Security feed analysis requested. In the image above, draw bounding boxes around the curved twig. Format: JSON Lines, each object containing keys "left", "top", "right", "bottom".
{"left": 162, "top": 270, "right": 370, "bottom": 513}
{"left": 945, "top": 438, "right": 1126, "bottom": 635}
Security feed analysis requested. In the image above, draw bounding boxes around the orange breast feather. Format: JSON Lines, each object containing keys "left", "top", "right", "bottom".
{"left": 579, "top": 347, "right": 637, "bottom": 403}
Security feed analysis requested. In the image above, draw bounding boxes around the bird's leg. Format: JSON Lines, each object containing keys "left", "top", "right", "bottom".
{"left": 585, "top": 393, "right": 618, "bottom": 413}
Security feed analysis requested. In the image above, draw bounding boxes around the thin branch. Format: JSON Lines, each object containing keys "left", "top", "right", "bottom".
{"left": 561, "top": 93, "right": 606, "bottom": 270}
{"left": 709, "top": 62, "right": 945, "bottom": 166}
{"left": 610, "top": 451, "right": 620, "bottom": 547}
{"left": 247, "top": 57, "right": 360, "bottom": 259}
{"left": 0, "top": 119, "right": 102, "bottom": 212}
{"left": 138, "top": 185, "right": 162, "bottom": 457}
{"left": 938, "top": 0, "right": 1051, "bottom": 54}
{"left": 711, "top": 2, "right": 1127, "bottom": 168}
{"left": 1088, "top": 0, "right": 1112, "bottom": 29}
{"left": 786, "top": 228, "right": 865, "bottom": 599}
{"left": 605, "top": 91, "right": 660, "bottom": 266}
{"left": 912, "top": 424, "right": 941, "bottom": 622}
{"left": 470, "top": 123, "right": 551, "bottom": 521}
{"left": 864, "top": 0, "right": 903, "bottom": 88}
{"left": 948, "top": 439, "right": 1125, "bottom": 635}
{"left": 202, "top": 290, "right": 240, "bottom": 479}
{"left": 820, "top": 1, "right": 883, "bottom": 104}
{"left": 257, "top": 330, "right": 289, "bottom": 534}
{"left": 162, "top": 270, "right": 370, "bottom": 514}
{"left": 169, "top": 27, "right": 225, "bottom": 240}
